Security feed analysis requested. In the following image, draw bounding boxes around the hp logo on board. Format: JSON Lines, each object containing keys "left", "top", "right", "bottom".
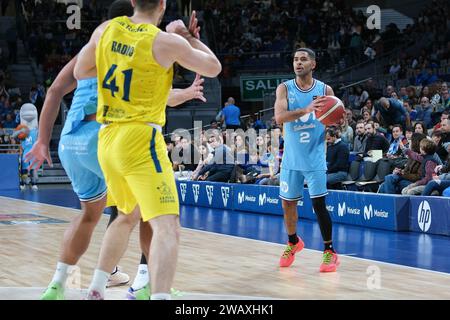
{"left": 417, "top": 201, "right": 432, "bottom": 232}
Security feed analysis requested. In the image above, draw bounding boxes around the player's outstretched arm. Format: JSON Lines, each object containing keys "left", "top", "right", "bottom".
{"left": 25, "top": 56, "right": 78, "bottom": 170}
{"left": 274, "top": 84, "right": 327, "bottom": 125}
{"left": 163, "top": 20, "right": 221, "bottom": 78}
{"left": 167, "top": 74, "right": 206, "bottom": 107}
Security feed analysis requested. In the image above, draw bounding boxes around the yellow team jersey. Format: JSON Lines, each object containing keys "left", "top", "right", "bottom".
{"left": 96, "top": 16, "right": 173, "bottom": 126}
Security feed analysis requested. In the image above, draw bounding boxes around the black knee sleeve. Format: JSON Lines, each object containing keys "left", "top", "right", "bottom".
{"left": 312, "top": 196, "right": 332, "bottom": 242}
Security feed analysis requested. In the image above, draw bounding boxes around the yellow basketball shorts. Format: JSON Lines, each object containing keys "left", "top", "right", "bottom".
{"left": 98, "top": 122, "right": 179, "bottom": 222}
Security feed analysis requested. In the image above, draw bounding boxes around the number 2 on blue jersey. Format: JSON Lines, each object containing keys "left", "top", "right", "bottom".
{"left": 102, "top": 64, "right": 133, "bottom": 101}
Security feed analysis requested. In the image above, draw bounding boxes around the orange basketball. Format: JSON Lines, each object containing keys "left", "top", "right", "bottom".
{"left": 315, "top": 96, "right": 346, "bottom": 126}
{"left": 14, "top": 124, "right": 30, "bottom": 140}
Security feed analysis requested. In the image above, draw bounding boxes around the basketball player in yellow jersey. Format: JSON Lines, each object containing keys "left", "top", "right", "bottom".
{"left": 74, "top": 0, "right": 221, "bottom": 300}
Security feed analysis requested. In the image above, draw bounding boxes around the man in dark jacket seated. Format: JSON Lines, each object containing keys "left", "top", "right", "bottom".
{"left": 326, "top": 126, "right": 349, "bottom": 188}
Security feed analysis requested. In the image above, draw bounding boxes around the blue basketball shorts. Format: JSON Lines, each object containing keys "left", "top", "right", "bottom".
{"left": 279, "top": 168, "right": 328, "bottom": 201}
{"left": 58, "top": 120, "right": 106, "bottom": 202}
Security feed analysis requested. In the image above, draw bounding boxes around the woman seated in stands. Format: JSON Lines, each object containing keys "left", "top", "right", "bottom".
{"left": 379, "top": 133, "right": 426, "bottom": 194}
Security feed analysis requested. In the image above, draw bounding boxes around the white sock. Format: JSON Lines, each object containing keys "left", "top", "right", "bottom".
{"left": 87, "top": 269, "right": 110, "bottom": 299}
{"left": 131, "top": 264, "right": 149, "bottom": 290}
{"left": 151, "top": 293, "right": 171, "bottom": 300}
{"left": 51, "top": 262, "right": 72, "bottom": 287}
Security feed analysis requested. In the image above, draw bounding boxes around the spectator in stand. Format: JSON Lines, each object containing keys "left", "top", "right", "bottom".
{"left": 422, "top": 154, "right": 450, "bottom": 196}
{"left": 345, "top": 108, "right": 356, "bottom": 132}
{"left": 387, "top": 124, "right": 407, "bottom": 159}
{"left": 431, "top": 130, "right": 442, "bottom": 147}
{"left": 221, "top": 97, "right": 241, "bottom": 130}
{"left": 339, "top": 116, "right": 354, "bottom": 151}
{"left": 403, "top": 100, "right": 417, "bottom": 122}
{"left": 373, "top": 119, "right": 388, "bottom": 137}
{"left": 436, "top": 118, "right": 450, "bottom": 162}
{"left": 363, "top": 99, "right": 375, "bottom": 117}
{"left": 379, "top": 132, "right": 426, "bottom": 194}
{"left": 399, "top": 87, "right": 408, "bottom": 102}
{"left": 255, "top": 145, "right": 280, "bottom": 185}
{"left": 399, "top": 138, "right": 442, "bottom": 195}
{"left": 362, "top": 109, "right": 372, "bottom": 122}
{"left": 375, "top": 97, "right": 410, "bottom": 129}
{"left": 406, "top": 86, "right": 418, "bottom": 105}
{"left": 440, "top": 88, "right": 449, "bottom": 111}
{"left": 195, "top": 133, "right": 235, "bottom": 182}
{"left": 232, "top": 134, "right": 249, "bottom": 167}
{"left": 353, "top": 85, "right": 369, "bottom": 110}
{"left": 2, "top": 113, "right": 16, "bottom": 128}
{"left": 191, "top": 142, "right": 212, "bottom": 181}
{"left": 416, "top": 96, "right": 433, "bottom": 129}
{"left": 353, "top": 120, "right": 367, "bottom": 153}
{"left": 414, "top": 122, "right": 427, "bottom": 135}
{"left": 386, "top": 85, "right": 395, "bottom": 97}
{"left": 420, "top": 86, "right": 431, "bottom": 100}
{"left": 326, "top": 126, "right": 349, "bottom": 188}
{"left": 360, "top": 122, "right": 390, "bottom": 157}
{"left": 404, "top": 126, "right": 413, "bottom": 148}
{"left": 432, "top": 110, "right": 449, "bottom": 132}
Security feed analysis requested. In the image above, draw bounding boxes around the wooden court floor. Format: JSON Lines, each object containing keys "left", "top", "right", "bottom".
{"left": 1, "top": 196, "right": 449, "bottom": 300}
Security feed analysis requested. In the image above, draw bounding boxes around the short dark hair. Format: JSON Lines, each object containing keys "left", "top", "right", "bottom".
{"left": 108, "top": 0, "right": 134, "bottom": 19}
{"left": 432, "top": 130, "right": 442, "bottom": 138}
{"left": 420, "top": 138, "right": 436, "bottom": 155}
{"left": 326, "top": 126, "right": 340, "bottom": 137}
{"left": 135, "top": 0, "right": 159, "bottom": 11}
{"left": 392, "top": 124, "right": 403, "bottom": 132}
{"left": 295, "top": 48, "right": 316, "bottom": 60}
{"left": 405, "top": 126, "right": 413, "bottom": 132}
{"left": 411, "top": 133, "right": 426, "bottom": 153}
{"left": 442, "top": 110, "right": 450, "bottom": 116}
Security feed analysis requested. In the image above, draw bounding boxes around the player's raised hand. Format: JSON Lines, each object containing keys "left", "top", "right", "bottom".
{"left": 188, "top": 10, "right": 201, "bottom": 39}
{"left": 24, "top": 141, "right": 53, "bottom": 171}
{"left": 305, "top": 96, "right": 327, "bottom": 113}
{"left": 187, "top": 74, "right": 206, "bottom": 102}
{"left": 166, "top": 20, "right": 190, "bottom": 37}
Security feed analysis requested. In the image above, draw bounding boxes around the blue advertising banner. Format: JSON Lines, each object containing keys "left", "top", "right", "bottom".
{"left": 233, "top": 184, "right": 283, "bottom": 215}
{"left": 326, "top": 191, "right": 409, "bottom": 231}
{"left": 409, "top": 196, "right": 450, "bottom": 236}
{"left": 0, "top": 154, "right": 19, "bottom": 191}
{"left": 175, "top": 181, "right": 436, "bottom": 234}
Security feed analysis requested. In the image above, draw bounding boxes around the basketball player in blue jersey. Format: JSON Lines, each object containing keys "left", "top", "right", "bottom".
{"left": 25, "top": 0, "right": 206, "bottom": 299}
{"left": 275, "top": 48, "right": 340, "bottom": 272}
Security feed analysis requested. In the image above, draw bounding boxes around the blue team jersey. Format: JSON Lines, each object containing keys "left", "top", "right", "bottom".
{"left": 61, "top": 77, "right": 98, "bottom": 136}
{"left": 282, "top": 78, "right": 327, "bottom": 171}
